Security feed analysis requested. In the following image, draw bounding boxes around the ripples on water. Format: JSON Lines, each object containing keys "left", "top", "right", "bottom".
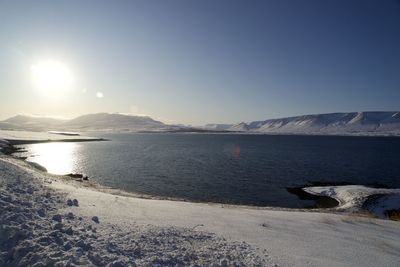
{"left": 17, "top": 134, "right": 400, "bottom": 208}
{"left": 22, "top": 142, "right": 79, "bottom": 175}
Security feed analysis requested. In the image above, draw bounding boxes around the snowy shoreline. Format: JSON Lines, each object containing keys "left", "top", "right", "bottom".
{"left": 1, "top": 152, "right": 400, "bottom": 266}
{"left": 11, "top": 140, "right": 399, "bottom": 215}
{"left": 0, "top": 155, "right": 270, "bottom": 266}
{"left": 1, "top": 132, "right": 400, "bottom": 266}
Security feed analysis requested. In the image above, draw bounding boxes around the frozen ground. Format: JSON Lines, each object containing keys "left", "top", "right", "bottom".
{"left": 0, "top": 156, "right": 270, "bottom": 267}
{"left": 0, "top": 130, "right": 99, "bottom": 142}
{"left": 1, "top": 155, "right": 400, "bottom": 266}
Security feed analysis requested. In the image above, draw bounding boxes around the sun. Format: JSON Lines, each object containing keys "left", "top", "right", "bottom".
{"left": 31, "top": 59, "right": 74, "bottom": 97}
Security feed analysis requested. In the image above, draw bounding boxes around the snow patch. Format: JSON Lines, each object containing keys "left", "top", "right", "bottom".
{"left": 303, "top": 185, "right": 400, "bottom": 217}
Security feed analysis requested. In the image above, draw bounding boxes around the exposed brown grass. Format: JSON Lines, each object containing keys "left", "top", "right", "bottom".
{"left": 384, "top": 210, "right": 400, "bottom": 221}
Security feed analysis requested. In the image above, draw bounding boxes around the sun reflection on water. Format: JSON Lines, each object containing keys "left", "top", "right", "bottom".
{"left": 27, "top": 142, "right": 78, "bottom": 175}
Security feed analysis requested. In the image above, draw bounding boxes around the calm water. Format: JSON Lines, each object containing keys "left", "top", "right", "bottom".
{"left": 17, "top": 134, "right": 400, "bottom": 208}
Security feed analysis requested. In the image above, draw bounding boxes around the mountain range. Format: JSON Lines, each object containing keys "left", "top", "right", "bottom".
{"left": 0, "top": 113, "right": 171, "bottom": 132}
{"left": 204, "top": 111, "right": 400, "bottom": 136}
{"left": 1, "top": 112, "right": 400, "bottom": 136}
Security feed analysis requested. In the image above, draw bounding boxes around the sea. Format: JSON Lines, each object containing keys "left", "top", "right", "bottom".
{"left": 16, "top": 133, "right": 400, "bottom": 208}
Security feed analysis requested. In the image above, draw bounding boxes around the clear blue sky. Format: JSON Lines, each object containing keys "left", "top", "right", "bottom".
{"left": 1, "top": 0, "right": 399, "bottom": 125}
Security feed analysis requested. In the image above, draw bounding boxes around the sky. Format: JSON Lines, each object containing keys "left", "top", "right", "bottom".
{"left": 1, "top": 0, "right": 400, "bottom": 125}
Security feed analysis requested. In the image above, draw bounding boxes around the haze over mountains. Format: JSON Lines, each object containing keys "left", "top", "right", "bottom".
{"left": 0, "top": 113, "right": 171, "bottom": 132}
{"left": 1, "top": 112, "right": 400, "bottom": 136}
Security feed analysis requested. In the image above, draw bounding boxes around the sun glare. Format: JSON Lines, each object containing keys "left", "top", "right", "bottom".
{"left": 28, "top": 142, "right": 77, "bottom": 175}
{"left": 31, "top": 59, "right": 74, "bottom": 97}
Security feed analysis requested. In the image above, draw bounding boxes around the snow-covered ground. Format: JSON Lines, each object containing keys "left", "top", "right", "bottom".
{"left": 304, "top": 185, "right": 400, "bottom": 218}
{"left": 0, "top": 156, "right": 269, "bottom": 266}
{"left": 0, "top": 130, "right": 99, "bottom": 142}
{"left": 1, "top": 155, "right": 400, "bottom": 267}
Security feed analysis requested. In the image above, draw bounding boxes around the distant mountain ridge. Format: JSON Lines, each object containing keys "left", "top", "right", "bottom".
{"left": 1, "top": 111, "right": 400, "bottom": 136}
{"left": 0, "top": 113, "right": 171, "bottom": 132}
{"left": 203, "top": 124, "right": 233, "bottom": 131}
{"left": 228, "top": 112, "right": 400, "bottom": 135}
{"left": 0, "top": 115, "right": 66, "bottom": 131}
{"left": 62, "top": 113, "right": 166, "bottom": 131}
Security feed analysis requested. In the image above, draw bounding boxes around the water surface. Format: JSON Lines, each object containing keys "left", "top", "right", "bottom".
{"left": 17, "top": 134, "right": 400, "bottom": 208}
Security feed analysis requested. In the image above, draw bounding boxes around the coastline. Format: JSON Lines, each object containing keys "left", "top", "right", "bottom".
{"left": 0, "top": 143, "right": 361, "bottom": 213}
{"left": 0, "top": 155, "right": 271, "bottom": 266}
{"left": 1, "top": 151, "right": 400, "bottom": 266}
{"left": 7, "top": 138, "right": 108, "bottom": 145}
{"left": 4, "top": 137, "right": 399, "bottom": 215}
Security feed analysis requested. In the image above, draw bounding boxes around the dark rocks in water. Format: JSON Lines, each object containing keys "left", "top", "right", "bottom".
{"left": 66, "top": 173, "right": 89, "bottom": 182}
{"left": 91, "top": 216, "right": 100, "bottom": 224}
{"left": 72, "top": 199, "right": 79, "bottom": 207}
{"left": 67, "top": 199, "right": 73, "bottom": 206}
{"left": 66, "top": 212, "right": 74, "bottom": 220}
{"left": 1, "top": 141, "right": 19, "bottom": 154}
{"left": 66, "top": 173, "right": 83, "bottom": 179}
{"left": 286, "top": 186, "right": 339, "bottom": 209}
{"left": 0, "top": 140, "right": 18, "bottom": 155}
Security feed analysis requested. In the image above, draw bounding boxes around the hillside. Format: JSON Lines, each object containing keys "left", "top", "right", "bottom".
{"left": 229, "top": 112, "right": 400, "bottom": 136}
{"left": 61, "top": 113, "right": 167, "bottom": 131}
{"left": 2, "top": 111, "right": 400, "bottom": 135}
{"left": 0, "top": 113, "right": 170, "bottom": 132}
{"left": 0, "top": 115, "right": 65, "bottom": 131}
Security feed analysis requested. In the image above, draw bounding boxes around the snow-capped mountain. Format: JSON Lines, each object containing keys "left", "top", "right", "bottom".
{"left": 203, "top": 124, "right": 234, "bottom": 131}
{"left": 0, "top": 115, "right": 65, "bottom": 131}
{"left": 228, "top": 112, "right": 400, "bottom": 135}
{"left": 228, "top": 122, "right": 249, "bottom": 132}
{"left": 61, "top": 113, "right": 167, "bottom": 131}
{"left": 2, "top": 111, "right": 400, "bottom": 135}
{"left": 0, "top": 113, "right": 172, "bottom": 132}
